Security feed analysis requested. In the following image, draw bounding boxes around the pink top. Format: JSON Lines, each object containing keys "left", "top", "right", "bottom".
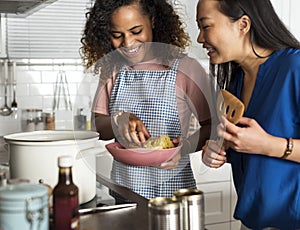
{"left": 92, "top": 56, "right": 211, "bottom": 137}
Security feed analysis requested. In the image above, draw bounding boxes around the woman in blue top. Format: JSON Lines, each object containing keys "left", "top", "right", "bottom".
{"left": 197, "top": 0, "right": 300, "bottom": 229}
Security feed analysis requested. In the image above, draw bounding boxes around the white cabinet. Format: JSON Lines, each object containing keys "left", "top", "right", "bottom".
{"left": 190, "top": 151, "right": 241, "bottom": 229}
{"left": 198, "top": 181, "right": 231, "bottom": 225}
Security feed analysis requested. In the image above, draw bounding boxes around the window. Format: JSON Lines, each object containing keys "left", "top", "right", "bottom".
{"left": 5, "top": 0, "right": 93, "bottom": 60}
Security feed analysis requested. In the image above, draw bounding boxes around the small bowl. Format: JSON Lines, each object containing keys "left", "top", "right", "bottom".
{"left": 105, "top": 142, "right": 182, "bottom": 166}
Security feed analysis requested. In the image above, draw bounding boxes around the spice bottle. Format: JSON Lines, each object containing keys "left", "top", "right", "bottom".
{"left": 74, "top": 108, "right": 87, "bottom": 130}
{"left": 53, "top": 155, "right": 79, "bottom": 230}
{"left": 44, "top": 112, "right": 55, "bottom": 130}
{"left": 35, "top": 109, "right": 44, "bottom": 130}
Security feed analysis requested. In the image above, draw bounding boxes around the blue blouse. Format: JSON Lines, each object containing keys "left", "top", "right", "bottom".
{"left": 229, "top": 48, "right": 300, "bottom": 229}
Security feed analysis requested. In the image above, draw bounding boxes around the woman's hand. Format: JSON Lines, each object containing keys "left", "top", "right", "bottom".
{"left": 202, "top": 140, "right": 227, "bottom": 168}
{"left": 154, "top": 136, "right": 182, "bottom": 170}
{"left": 112, "top": 111, "right": 151, "bottom": 147}
{"left": 219, "top": 116, "right": 270, "bottom": 155}
{"left": 156, "top": 151, "right": 181, "bottom": 170}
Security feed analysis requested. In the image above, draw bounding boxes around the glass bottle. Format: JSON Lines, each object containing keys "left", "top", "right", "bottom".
{"left": 53, "top": 155, "right": 79, "bottom": 230}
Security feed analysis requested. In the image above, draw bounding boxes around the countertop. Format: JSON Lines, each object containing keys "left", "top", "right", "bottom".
{"left": 80, "top": 203, "right": 148, "bottom": 230}
{"left": 79, "top": 174, "right": 149, "bottom": 230}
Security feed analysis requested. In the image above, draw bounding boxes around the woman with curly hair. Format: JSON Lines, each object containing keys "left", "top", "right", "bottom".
{"left": 81, "top": 0, "right": 213, "bottom": 203}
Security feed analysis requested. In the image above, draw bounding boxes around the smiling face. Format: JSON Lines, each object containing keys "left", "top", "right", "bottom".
{"left": 196, "top": 0, "right": 250, "bottom": 64}
{"left": 110, "top": 3, "right": 154, "bottom": 64}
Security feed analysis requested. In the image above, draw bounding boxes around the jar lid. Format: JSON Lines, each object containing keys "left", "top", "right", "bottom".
{"left": 0, "top": 183, "right": 48, "bottom": 200}
{"left": 0, "top": 183, "right": 48, "bottom": 211}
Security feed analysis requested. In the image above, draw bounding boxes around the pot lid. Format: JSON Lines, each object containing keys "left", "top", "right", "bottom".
{"left": 4, "top": 130, "right": 99, "bottom": 143}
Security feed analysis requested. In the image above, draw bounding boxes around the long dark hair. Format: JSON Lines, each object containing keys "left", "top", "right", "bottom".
{"left": 211, "top": 0, "right": 300, "bottom": 89}
{"left": 80, "top": 0, "right": 190, "bottom": 75}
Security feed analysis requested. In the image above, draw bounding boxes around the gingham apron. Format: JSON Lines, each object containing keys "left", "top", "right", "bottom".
{"left": 109, "top": 59, "right": 196, "bottom": 200}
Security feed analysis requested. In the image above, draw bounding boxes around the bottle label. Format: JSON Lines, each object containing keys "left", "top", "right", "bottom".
{"left": 54, "top": 195, "right": 79, "bottom": 230}
{"left": 71, "top": 217, "right": 79, "bottom": 229}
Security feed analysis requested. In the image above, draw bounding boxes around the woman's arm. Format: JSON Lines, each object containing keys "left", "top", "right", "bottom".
{"left": 94, "top": 113, "right": 115, "bottom": 140}
{"left": 221, "top": 116, "right": 300, "bottom": 163}
{"left": 181, "top": 119, "right": 211, "bottom": 154}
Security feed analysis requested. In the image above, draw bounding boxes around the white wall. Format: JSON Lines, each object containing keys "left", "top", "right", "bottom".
{"left": 0, "top": 63, "right": 97, "bottom": 136}
{"left": 177, "top": 0, "right": 208, "bottom": 60}
{"left": 179, "top": 0, "right": 300, "bottom": 44}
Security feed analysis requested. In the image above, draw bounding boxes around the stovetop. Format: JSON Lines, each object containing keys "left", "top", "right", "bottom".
{"left": 80, "top": 181, "right": 115, "bottom": 209}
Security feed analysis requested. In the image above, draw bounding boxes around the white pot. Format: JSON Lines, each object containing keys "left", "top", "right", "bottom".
{"left": 4, "top": 130, "right": 100, "bottom": 204}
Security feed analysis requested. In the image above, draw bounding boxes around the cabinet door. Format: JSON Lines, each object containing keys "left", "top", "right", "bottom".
{"left": 231, "top": 221, "right": 242, "bottom": 230}
{"left": 205, "top": 222, "right": 230, "bottom": 230}
{"left": 190, "top": 151, "right": 231, "bottom": 183}
{"left": 205, "top": 221, "right": 241, "bottom": 230}
{"left": 197, "top": 181, "right": 231, "bottom": 225}
{"left": 190, "top": 151, "right": 232, "bottom": 225}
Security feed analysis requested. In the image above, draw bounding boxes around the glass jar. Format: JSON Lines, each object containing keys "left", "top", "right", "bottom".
{"left": 35, "top": 109, "right": 44, "bottom": 131}
{"left": 42, "top": 112, "right": 55, "bottom": 130}
{"left": 21, "top": 109, "right": 36, "bottom": 132}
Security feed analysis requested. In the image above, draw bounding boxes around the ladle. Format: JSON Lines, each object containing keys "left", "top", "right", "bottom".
{"left": 1, "top": 82, "right": 12, "bottom": 116}
{"left": 0, "top": 61, "right": 12, "bottom": 116}
{"left": 11, "top": 62, "right": 18, "bottom": 118}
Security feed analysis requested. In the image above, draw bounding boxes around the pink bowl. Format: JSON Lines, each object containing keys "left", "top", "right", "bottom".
{"left": 105, "top": 142, "right": 182, "bottom": 166}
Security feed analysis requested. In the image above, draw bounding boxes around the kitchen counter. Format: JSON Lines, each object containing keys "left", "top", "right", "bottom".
{"left": 80, "top": 203, "right": 148, "bottom": 230}
{"left": 79, "top": 174, "right": 149, "bottom": 230}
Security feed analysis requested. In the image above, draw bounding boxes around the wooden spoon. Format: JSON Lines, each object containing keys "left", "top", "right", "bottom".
{"left": 216, "top": 89, "right": 245, "bottom": 152}
{"left": 217, "top": 89, "right": 245, "bottom": 125}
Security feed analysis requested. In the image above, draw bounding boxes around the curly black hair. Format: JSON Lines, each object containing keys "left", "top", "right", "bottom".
{"left": 80, "top": 0, "right": 190, "bottom": 73}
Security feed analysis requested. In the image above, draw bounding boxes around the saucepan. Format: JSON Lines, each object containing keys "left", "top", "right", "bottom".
{"left": 4, "top": 130, "right": 102, "bottom": 204}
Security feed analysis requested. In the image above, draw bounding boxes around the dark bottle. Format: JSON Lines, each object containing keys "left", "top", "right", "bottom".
{"left": 53, "top": 155, "right": 79, "bottom": 230}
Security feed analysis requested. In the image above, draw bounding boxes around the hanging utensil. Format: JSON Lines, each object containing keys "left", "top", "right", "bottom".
{"left": 52, "top": 68, "right": 72, "bottom": 111}
{"left": 52, "top": 67, "right": 73, "bottom": 130}
{"left": 0, "top": 60, "right": 12, "bottom": 116}
{"left": 11, "top": 62, "right": 18, "bottom": 118}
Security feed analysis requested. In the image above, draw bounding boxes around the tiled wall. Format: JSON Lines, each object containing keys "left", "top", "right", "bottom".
{"left": 0, "top": 61, "right": 98, "bottom": 136}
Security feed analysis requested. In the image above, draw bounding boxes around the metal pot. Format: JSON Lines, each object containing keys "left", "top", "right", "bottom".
{"left": 4, "top": 130, "right": 101, "bottom": 204}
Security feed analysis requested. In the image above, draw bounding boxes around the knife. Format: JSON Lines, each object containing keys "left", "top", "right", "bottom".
{"left": 79, "top": 203, "right": 137, "bottom": 215}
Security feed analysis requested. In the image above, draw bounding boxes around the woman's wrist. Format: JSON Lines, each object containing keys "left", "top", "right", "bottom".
{"left": 181, "top": 138, "right": 191, "bottom": 155}
{"left": 264, "top": 135, "right": 290, "bottom": 159}
{"left": 281, "top": 138, "right": 294, "bottom": 159}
